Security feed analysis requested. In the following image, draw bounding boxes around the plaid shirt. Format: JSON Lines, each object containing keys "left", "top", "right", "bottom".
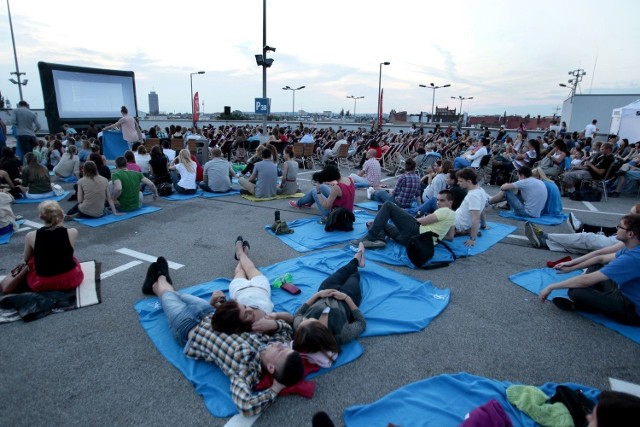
{"left": 363, "top": 158, "right": 381, "bottom": 188}
{"left": 392, "top": 172, "right": 421, "bottom": 208}
{"left": 185, "top": 315, "right": 293, "bottom": 416}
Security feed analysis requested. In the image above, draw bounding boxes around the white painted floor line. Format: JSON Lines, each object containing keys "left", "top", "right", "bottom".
{"left": 15, "top": 226, "right": 31, "bottom": 233}
{"left": 507, "top": 234, "right": 529, "bottom": 241}
{"left": 115, "top": 248, "right": 184, "bottom": 269}
{"left": 22, "top": 220, "right": 43, "bottom": 229}
{"left": 563, "top": 207, "right": 623, "bottom": 216}
{"left": 100, "top": 261, "right": 143, "bottom": 280}
{"left": 582, "top": 201, "right": 598, "bottom": 212}
{"left": 224, "top": 413, "right": 260, "bottom": 427}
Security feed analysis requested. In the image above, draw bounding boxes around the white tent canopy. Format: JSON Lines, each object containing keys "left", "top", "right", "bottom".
{"left": 611, "top": 99, "right": 640, "bottom": 143}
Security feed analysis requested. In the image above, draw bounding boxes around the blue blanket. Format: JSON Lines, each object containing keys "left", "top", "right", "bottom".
{"left": 0, "top": 220, "right": 24, "bottom": 245}
{"left": 199, "top": 189, "right": 240, "bottom": 198}
{"left": 103, "top": 131, "right": 129, "bottom": 160}
{"left": 344, "top": 372, "right": 599, "bottom": 427}
{"left": 499, "top": 210, "right": 568, "bottom": 225}
{"left": 61, "top": 176, "right": 78, "bottom": 183}
{"left": 161, "top": 190, "right": 203, "bottom": 201}
{"left": 265, "top": 210, "right": 376, "bottom": 252}
{"left": 510, "top": 268, "right": 640, "bottom": 344}
{"left": 135, "top": 250, "right": 449, "bottom": 417}
{"left": 354, "top": 201, "right": 382, "bottom": 211}
{"left": 499, "top": 181, "right": 566, "bottom": 225}
{"left": 73, "top": 206, "right": 161, "bottom": 227}
{"left": 14, "top": 192, "right": 70, "bottom": 204}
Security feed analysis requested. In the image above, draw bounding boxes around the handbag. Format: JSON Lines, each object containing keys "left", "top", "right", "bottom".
{"left": 51, "top": 183, "right": 65, "bottom": 196}
{"left": 270, "top": 220, "right": 293, "bottom": 235}
{"left": 0, "top": 262, "right": 29, "bottom": 292}
{"left": 324, "top": 207, "right": 355, "bottom": 232}
{"left": 406, "top": 231, "right": 457, "bottom": 269}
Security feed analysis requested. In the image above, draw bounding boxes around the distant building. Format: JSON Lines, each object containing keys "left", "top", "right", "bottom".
{"left": 561, "top": 94, "right": 640, "bottom": 134}
{"left": 148, "top": 91, "right": 159, "bottom": 115}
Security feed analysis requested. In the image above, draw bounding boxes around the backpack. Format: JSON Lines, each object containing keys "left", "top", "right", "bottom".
{"left": 549, "top": 385, "right": 596, "bottom": 427}
{"left": 324, "top": 207, "right": 355, "bottom": 232}
{"left": 270, "top": 220, "right": 294, "bottom": 235}
{"left": 406, "top": 231, "right": 457, "bottom": 269}
{"left": 157, "top": 182, "right": 174, "bottom": 197}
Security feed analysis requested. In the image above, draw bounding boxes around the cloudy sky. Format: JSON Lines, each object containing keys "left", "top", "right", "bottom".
{"left": 1, "top": 0, "right": 639, "bottom": 118}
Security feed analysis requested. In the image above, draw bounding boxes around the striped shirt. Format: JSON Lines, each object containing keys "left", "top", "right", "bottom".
{"left": 185, "top": 315, "right": 293, "bottom": 416}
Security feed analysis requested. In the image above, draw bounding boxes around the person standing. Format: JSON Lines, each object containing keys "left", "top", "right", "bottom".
{"left": 584, "top": 119, "right": 598, "bottom": 139}
{"left": 102, "top": 106, "right": 142, "bottom": 151}
{"left": 10, "top": 101, "right": 41, "bottom": 160}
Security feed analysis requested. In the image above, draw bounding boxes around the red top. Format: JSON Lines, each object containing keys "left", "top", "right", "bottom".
{"left": 332, "top": 177, "right": 355, "bottom": 212}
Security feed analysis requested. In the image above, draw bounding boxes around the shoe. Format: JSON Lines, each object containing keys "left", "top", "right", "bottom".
{"left": 366, "top": 187, "right": 375, "bottom": 200}
{"left": 142, "top": 262, "right": 158, "bottom": 295}
{"left": 567, "top": 212, "right": 582, "bottom": 232}
{"left": 289, "top": 200, "right": 301, "bottom": 208}
{"left": 524, "top": 222, "right": 542, "bottom": 248}
{"left": 354, "top": 242, "right": 366, "bottom": 267}
{"left": 67, "top": 194, "right": 78, "bottom": 201}
{"left": 234, "top": 236, "right": 243, "bottom": 260}
{"left": 242, "top": 240, "right": 250, "bottom": 253}
{"left": 361, "top": 239, "right": 386, "bottom": 249}
{"left": 546, "top": 256, "right": 572, "bottom": 268}
{"left": 156, "top": 256, "right": 172, "bottom": 284}
{"left": 552, "top": 297, "right": 575, "bottom": 311}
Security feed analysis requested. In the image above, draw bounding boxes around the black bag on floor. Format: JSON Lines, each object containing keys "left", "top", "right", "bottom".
{"left": 406, "top": 231, "right": 457, "bottom": 269}
{"left": 570, "top": 188, "right": 602, "bottom": 202}
{"left": 549, "top": 385, "right": 596, "bottom": 427}
{"left": 324, "top": 207, "right": 355, "bottom": 232}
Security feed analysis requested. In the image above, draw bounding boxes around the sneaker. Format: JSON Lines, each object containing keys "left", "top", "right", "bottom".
{"left": 361, "top": 239, "right": 386, "bottom": 249}
{"left": 567, "top": 212, "right": 582, "bottom": 233}
{"left": 524, "top": 222, "right": 543, "bottom": 248}
{"left": 142, "top": 262, "right": 158, "bottom": 295}
{"left": 366, "top": 187, "right": 375, "bottom": 200}
{"left": 552, "top": 297, "right": 575, "bottom": 311}
{"left": 156, "top": 256, "right": 172, "bottom": 284}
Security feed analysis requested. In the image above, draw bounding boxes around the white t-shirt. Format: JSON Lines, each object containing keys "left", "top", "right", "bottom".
{"left": 175, "top": 162, "right": 197, "bottom": 189}
{"left": 513, "top": 177, "right": 548, "bottom": 218}
{"left": 455, "top": 188, "right": 488, "bottom": 232}
{"left": 229, "top": 275, "right": 273, "bottom": 314}
{"left": 584, "top": 123, "right": 597, "bottom": 138}
{"left": 423, "top": 173, "right": 447, "bottom": 200}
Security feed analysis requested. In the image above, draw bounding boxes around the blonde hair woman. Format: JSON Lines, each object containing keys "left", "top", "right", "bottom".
{"left": 168, "top": 149, "right": 197, "bottom": 194}
{"left": 1, "top": 201, "right": 84, "bottom": 294}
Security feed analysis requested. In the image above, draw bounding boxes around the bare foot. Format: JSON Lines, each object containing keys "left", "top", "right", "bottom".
{"left": 354, "top": 242, "right": 365, "bottom": 268}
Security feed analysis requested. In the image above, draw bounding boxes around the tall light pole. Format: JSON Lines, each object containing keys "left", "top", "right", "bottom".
{"left": 451, "top": 96, "right": 473, "bottom": 116}
{"left": 559, "top": 69, "right": 585, "bottom": 103}
{"left": 377, "top": 62, "right": 390, "bottom": 130}
{"left": 7, "top": 0, "right": 26, "bottom": 102}
{"left": 190, "top": 71, "right": 205, "bottom": 126}
{"left": 419, "top": 82, "right": 451, "bottom": 123}
{"left": 347, "top": 95, "right": 364, "bottom": 122}
{"left": 282, "top": 85, "right": 305, "bottom": 117}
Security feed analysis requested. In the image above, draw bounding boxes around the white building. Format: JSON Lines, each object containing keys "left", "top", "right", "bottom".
{"left": 561, "top": 94, "right": 640, "bottom": 135}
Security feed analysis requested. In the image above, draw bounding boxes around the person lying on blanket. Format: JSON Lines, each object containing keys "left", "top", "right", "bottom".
{"left": 539, "top": 213, "right": 640, "bottom": 326}
{"left": 349, "top": 190, "right": 455, "bottom": 249}
{"left": 292, "top": 243, "right": 367, "bottom": 366}
{"left": 140, "top": 255, "right": 304, "bottom": 417}
{"left": 208, "top": 236, "right": 294, "bottom": 335}
{"left": 524, "top": 203, "right": 639, "bottom": 254}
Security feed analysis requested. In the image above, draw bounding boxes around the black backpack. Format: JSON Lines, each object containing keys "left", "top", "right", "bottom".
{"left": 406, "top": 231, "right": 457, "bottom": 269}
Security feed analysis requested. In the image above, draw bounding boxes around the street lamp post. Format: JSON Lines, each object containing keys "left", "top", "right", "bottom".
{"left": 377, "top": 62, "right": 390, "bottom": 130}
{"left": 282, "top": 86, "right": 305, "bottom": 117}
{"left": 419, "top": 82, "right": 451, "bottom": 123}
{"left": 347, "top": 95, "right": 364, "bottom": 123}
{"left": 190, "top": 71, "right": 205, "bottom": 126}
{"left": 451, "top": 96, "right": 473, "bottom": 116}
{"left": 7, "top": 0, "right": 26, "bottom": 102}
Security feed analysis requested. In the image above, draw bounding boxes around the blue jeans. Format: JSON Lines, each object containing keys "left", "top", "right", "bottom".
{"left": 503, "top": 189, "right": 528, "bottom": 217}
{"left": 371, "top": 190, "right": 392, "bottom": 204}
{"left": 161, "top": 292, "right": 214, "bottom": 346}
{"left": 296, "top": 184, "right": 331, "bottom": 216}
{"left": 453, "top": 157, "right": 471, "bottom": 169}
{"left": 408, "top": 196, "right": 437, "bottom": 216}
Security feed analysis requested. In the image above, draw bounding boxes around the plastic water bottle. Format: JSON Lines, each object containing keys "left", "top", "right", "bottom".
{"left": 273, "top": 272, "right": 293, "bottom": 288}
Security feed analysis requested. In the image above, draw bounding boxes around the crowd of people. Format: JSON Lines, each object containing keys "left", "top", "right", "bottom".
{"left": 1, "top": 115, "right": 639, "bottom": 423}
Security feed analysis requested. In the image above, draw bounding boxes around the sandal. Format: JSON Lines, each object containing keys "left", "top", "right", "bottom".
{"left": 234, "top": 236, "right": 243, "bottom": 260}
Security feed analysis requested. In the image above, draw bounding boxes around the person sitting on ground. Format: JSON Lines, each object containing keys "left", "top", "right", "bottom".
{"left": 0, "top": 191, "right": 19, "bottom": 235}
{"left": 65, "top": 161, "right": 120, "bottom": 220}
{"left": 77, "top": 139, "right": 93, "bottom": 166}
{"left": 18, "top": 153, "right": 53, "bottom": 199}
{"left": 453, "top": 138, "right": 489, "bottom": 169}
{"left": 110, "top": 156, "right": 158, "bottom": 212}
{"left": 277, "top": 146, "right": 299, "bottom": 195}
{"left": 134, "top": 145, "right": 151, "bottom": 176}
{"left": 370, "top": 158, "right": 421, "bottom": 208}
{"left": 208, "top": 236, "right": 294, "bottom": 335}
{"left": 140, "top": 255, "right": 304, "bottom": 417}
{"left": 161, "top": 139, "right": 176, "bottom": 163}
{"left": 292, "top": 243, "right": 367, "bottom": 363}
{"left": 1, "top": 201, "right": 84, "bottom": 294}
{"left": 0, "top": 147, "right": 22, "bottom": 187}
{"left": 239, "top": 148, "right": 278, "bottom": 198}
{"left": 586, "top": 390, "right": 640, "bottom": 427}
{"left": 90, "top": 152, "right": 111, "bottom": 180}
{"left": 147, "top": 146, "right": 171, "bottom": 185}
{"left": 351, "top": 190, "right": 456, "bottom": 249}
{"left": 454, "top": 168, "right": 489, "bottom": 246}
{"left": 349, "top": 149, "right": 382, "bottom": 189}
{"left": 539, "top": 213, "right": 640, "bottom": 326}
{"left": 47, "top": 140, "right": 63, "bottom": 171}
{"left": 561, "top": 141, "right": 614, "bottom": 196}
{"left": 240, "top": 145, "right": 265, "bottom": 176}
{"left": 168, "top": 149, "right": 197, "bottom": 194}
{"left": 420, "top": 159, "right": 452, "bottom": 204}
{"left": 53, "top": 145, "right": 80, "bottom": 180}
{"left": 488, "top": 165, "right": 548, "bottom": 218}
{"left": 410, "top": 168, "right": 466, "bottom": 216}
{"left": 290, "top": 165, "right": 355, "bottom": 223}
{"left": 200, "top": 147, "right": 237, "bottom": 193}
{"left": 124, "top": 150, "right": 142, "bottom": 173}
{"left": 524, "top": 203, "right": 639, "bottom": 254}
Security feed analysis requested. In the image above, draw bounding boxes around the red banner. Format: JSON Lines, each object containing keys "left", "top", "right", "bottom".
{"left": 193, "top": 92, "right": 200, "bottom": 124}
{"left": 378, "top": 89, "right": 384, "bottom": 128}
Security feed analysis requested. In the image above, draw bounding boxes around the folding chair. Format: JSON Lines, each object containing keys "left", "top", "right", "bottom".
{"left": 579, "top": 163, "right": 616, "bottom": 201}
